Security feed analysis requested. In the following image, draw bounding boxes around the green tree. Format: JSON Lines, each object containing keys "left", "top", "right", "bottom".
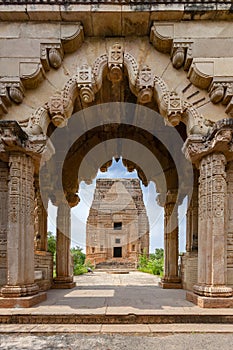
{"left": 71, "top": 246, "right": 91, "bottom": 275}
{"left": 70, "top": 246, "right": 86, "bottom": 266}
{"left": 47, "top": 231, "right": 56, "bottom": 256}
{"left": 138, "top": 248, "right": 164, "bottom": 276}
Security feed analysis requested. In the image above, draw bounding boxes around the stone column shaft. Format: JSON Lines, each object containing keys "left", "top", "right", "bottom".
{"left": 54, "top": 202, "right": 75, "bottom": 288}
{"left": 186, "top": 171, "right": 198, "bottom": 253}
{"left": 161, "top": 192, "right": 181, "bottom": 288}
{"left": 34, "top": 176, "right": 48, "bottom": 252}
{"left": 1, "top": 153, "right": 39, "bottom": 297}
{"left": 193, "top": 153, "right": 232, "bottom": 297}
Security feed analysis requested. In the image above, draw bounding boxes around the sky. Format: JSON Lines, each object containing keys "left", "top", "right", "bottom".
{"left": 48, "top": 158, "right": 187, "bottom": 253}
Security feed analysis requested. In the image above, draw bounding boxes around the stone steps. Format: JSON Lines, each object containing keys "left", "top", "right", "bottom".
{"left": 1, "top": 313, "right": 233, "bottom": 325}
{"left": 1, "top": 323, "right": 233, "bottom": 334}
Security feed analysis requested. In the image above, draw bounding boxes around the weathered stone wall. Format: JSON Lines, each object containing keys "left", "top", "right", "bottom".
{"left": 86, "top": 178, "right": 149, "bottom": 266}
{"left": 181, "top": 252, "right": 198, "bottom": 291}
{"left": 34, "top": 251, "right": 53, "bottom": 291}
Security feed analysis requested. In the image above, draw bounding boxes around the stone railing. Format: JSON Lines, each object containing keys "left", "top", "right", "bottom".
{"left": 0, "top": 0, "right": 232, "bottom": 4}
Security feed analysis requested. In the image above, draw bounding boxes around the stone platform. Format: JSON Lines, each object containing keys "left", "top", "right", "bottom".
{"left": 0, "top": 272, "right": 232, "bottom": 327}
{"left": 0, "top": 292, "right": 46, "bottom": 308}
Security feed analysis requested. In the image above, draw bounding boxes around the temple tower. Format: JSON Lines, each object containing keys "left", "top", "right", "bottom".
{"left": 86, "top": 179, "right": 149, "bottom": 266}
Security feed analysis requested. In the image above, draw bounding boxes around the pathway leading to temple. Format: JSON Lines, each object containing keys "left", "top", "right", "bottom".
{"left": 1, "top": 271, "right": 233, "bottom": 328}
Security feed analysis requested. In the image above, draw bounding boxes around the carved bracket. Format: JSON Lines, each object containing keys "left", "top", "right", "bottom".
{"left": 41, "top": 43, "right": 64, "bottom": 72}
{"left": 171, "top": 39, "right": 193, "bottom": 70}
{"left": 76, "top": 64, "right": 95, "bottom": 104}
{"left": 150, "top": 22, "right": 233, "bottom": 114}
{"left": 208, "top": 78, "right": 233, "bottom": 116}
{"left": 48, "top": 94, "right": 67, "bottom": 128}
{"left": 0, "top": 78, "right": 25, "bottom": 114}
{"left": 108, "top": 43, "right": 124, "bottom": 83}
{"left": 136, "top": 65, "right": 154, "bottom": 104}
{"left": 0, "top": 23, "right": 84, "bottom": 117}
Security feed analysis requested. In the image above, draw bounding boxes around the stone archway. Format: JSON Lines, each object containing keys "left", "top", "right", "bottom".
{"left": 0, "top": 41, "right": 233, "bottom": 308}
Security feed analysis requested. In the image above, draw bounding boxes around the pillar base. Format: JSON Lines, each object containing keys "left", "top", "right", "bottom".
{"left": 193, "top": 284, "right": 233, "bottom": 298}
{"left": 0, "top": 292, "right": 46, "bottom": 308}
{"left": 53, "top": 276, "right": 76, "bottom": 289}
{"left": 160, "top": 277, "right": 182, "bottom": 289}
{"left": 1, "top": 283, "right": 39, "bottom": 298}
{"left": 187, "top": 291, "right": 233, "bottom": 308}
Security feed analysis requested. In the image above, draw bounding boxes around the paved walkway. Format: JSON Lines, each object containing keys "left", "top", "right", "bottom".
{"left": 1, "top": 271, "right": 233, "bottom": 316}
{"left": 0, "top": 272, "right": 233, "bottom": 335}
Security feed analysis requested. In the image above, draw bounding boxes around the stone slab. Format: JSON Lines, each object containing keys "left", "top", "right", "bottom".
{"left": 0, "top": 292, "right": 47, "bottom": 308}
{"left": 186, "top": 291, "right": 233, "bottom": 308}
{"left": 160, "top": 282, "right": 182, "bottom": 289}
{"left": 52, "top": 282, "right": 76, "bottom": 289}
{"left": 0, "top": 323, "right": 233, "bottom": 334}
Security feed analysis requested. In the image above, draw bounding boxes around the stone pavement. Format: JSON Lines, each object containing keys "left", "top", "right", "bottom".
{"left": 0, "top": 272, "right": 233, "bottom": 335}
{"left": 1, "top": 333, "right": 233, "bottom": 350}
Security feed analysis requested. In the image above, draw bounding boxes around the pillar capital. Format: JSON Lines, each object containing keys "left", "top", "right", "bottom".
{"left": 183, "top": 118, "right": 233, "bottom": 168}
{"left": 0, "top": 120, "right": 47, "bottom": 163}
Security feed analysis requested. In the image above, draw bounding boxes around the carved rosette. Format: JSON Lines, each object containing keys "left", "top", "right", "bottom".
{"left": 108, "top": 43, "right": 123, "bottom": 83}
{"left": 76, "top": 65, "right": 95, "bottom": 104}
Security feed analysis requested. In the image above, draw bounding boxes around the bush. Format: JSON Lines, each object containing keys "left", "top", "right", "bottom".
{"left": 71, "top": 246, "right": 94, "bottom": 276}
{"left": 138, "top": 248, "right": 164, "bottom": 276}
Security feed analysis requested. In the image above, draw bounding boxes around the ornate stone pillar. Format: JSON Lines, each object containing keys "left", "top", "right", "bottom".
{"left": 226, "top": 162, "right": 233, "bottom": 288}
{"left": 34, "top": 176, "right": 48, "bottom": 252}
{"left": 161, "top": 191, "right": 181, "bottom": 289}
{"left": 0, "top": 161, "right": 8, "bottom": 286}
{"left": 1, "top": 153, "right": 39, "bottom": 298}
{"left": 183, "top": 126, "right": 233, "bottom": 307}
{"left": 53, "top": 202, "right": 75, "bottom": 288}
{"left": 192, "top": 153, "right": 232, "bottom": 299}
{"left": 186, "top": 168, "right": 198, "bottom": 253}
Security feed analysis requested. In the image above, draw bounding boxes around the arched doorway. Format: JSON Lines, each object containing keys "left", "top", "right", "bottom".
{"left": 0, "top": 43, "right": 232, "bottom": 308}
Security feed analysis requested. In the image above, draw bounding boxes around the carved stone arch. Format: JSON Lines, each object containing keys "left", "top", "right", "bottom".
{"left": 23, "top": 43, "right": 208, "bottom": 140}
